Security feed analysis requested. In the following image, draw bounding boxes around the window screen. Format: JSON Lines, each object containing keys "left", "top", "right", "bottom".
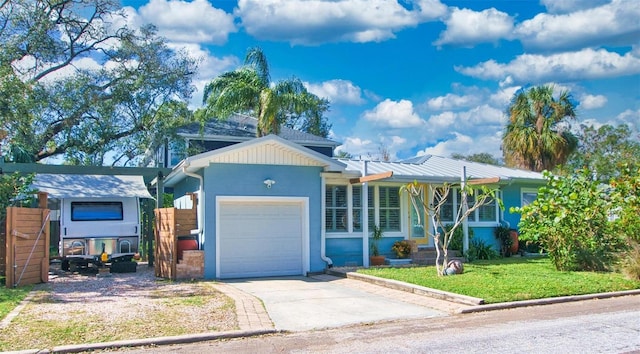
{"left": 71, "top": 202, "right": 124, "bottom": 221}
{"left": 352, "top": 186, "right": 362, "bottom": 231}
{"left": 522, "top": 191, "right": 538, "bottom": 206}
{"left": 438, "top": 190, "right": 455, "bottom": 222}
{"left": 325, "top": 186, "right": 347, "bottom": 232}
{"left": 379, "top": 186, "right": 400, "bottom": 231}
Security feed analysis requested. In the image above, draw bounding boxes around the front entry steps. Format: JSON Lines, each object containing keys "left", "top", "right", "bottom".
{"left": 176, "top": 250, "right": 204, "bottom": 280}
{"left": 412, "top": 247, "right": 464, "bottom": 266}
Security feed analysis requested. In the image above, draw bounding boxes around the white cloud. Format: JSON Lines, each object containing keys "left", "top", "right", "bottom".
{"left": 416, "top": 131, "right": 503, "bottom": 158}
{"left": 499, "top": 75, "right": 514, "bottom": 88}
{"left": 138, "top": 0, "right": 237, "bottom": 45}
{"left": 460, "top": 105, "right": 504, "bottom": 125}
{"left": 362, "top": 99, "right": 425, "bottom": 128}
{"left": 426, "top": 92, "right": 482, "bottom": 111}
{"left": 236, "top": 0, "right": 446, "bottom": 45}
{"left": 427, "top": 104, "right": 503, "bottom": 129}
{"left": 540, "top": 0, "right": 610, "bottom": 14}
{"left": 456, "top": 48, "right": 640, "bottom": 84}
{"left": 417, "top": 132, "right": 473, "bottom": 156}
{"left": 434, "top": 7, "right": 514, "bottom": 47}
{"left": 515, "top": 0, "right": 640, "bottom": 51}
{"left": 489, "top": 86, "right": 520, "bottom": 107}
{"left": 578, "top": 94, "right": 608, "bottom": 110}
{"left": 305, "top": 79, "right": 366, "bottom": 105}
{"left": 615, "top": 108, "right": 640, "bottom": 131}
{"left": 427, "top": 111, "right": 457, "bottom": 128}
{"left": 336, "top": 137, "right": 375, "bottom": 158}
{"left": 414, "top": 0, "right": 449, "bottom": 20}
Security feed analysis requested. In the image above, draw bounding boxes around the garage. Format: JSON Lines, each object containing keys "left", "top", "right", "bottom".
{"left": 217, "top": 197, "right": 309, "bottom": 279}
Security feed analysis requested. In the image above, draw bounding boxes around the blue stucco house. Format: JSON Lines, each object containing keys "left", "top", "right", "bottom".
{"left": 161, "top": 115, "right": 544, "bottom": 279}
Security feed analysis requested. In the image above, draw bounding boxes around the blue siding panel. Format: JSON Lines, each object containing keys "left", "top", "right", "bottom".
{"left": 501, "top": 183, "right": 543, "bottom": 231}
{"left": 172, "top": 175, "right": 200, "bottom": 199}
{"left": 201, "top": 163, "right": 324, "bottom": 279}
{"left": 327, "top": 238, "right": 363, "bottom": 266}
{"left": 470, "top": 227, "right": 499, "bottom": 251}
{"left": 326, "top": 236, "right": 405, "bottom": 266}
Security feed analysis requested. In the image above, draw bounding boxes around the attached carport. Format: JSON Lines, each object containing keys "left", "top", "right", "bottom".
{"left": 0, "top": 161, "right": 171, "bottom": 269}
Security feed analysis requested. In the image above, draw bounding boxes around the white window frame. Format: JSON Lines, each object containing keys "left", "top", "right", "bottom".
{"left": 325, "top": 184, "right": 348, "bottom": 233}
{"left": 435, "top": 187, "right": 500, "bottom": 226}
{"left": 324, "top": 182, "right": 405, "bottom": 238}
{"left": 376, "top": 185, "right": 402, "bottom": 233}
{"left": 521, "top": 188, "right": 539, "bottom": 207}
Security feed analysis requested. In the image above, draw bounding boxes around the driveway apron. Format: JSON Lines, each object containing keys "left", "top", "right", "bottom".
{"left": 224, "top": 274, "right": 446, "bottom": 331}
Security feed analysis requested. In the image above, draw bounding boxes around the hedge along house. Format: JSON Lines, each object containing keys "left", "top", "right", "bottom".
{"left": 162, "top": 131, "right": 545, "bottom": 280}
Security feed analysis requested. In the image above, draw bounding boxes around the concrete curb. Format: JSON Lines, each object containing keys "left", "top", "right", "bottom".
{"left": 458, "top": 289, "right": 640, "bottom": 314}
{"left": 328, "top": 269, "right": 640, "bottom": 314}
{"left": 6, "top": 329, "right": 280, "bottom": 354}
{"left": 327, "top": 269, "right": 485, "bottom": 306}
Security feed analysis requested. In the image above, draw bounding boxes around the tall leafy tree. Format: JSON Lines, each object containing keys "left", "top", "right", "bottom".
{"left": 0, "top": 0, "right": 196, "bottom": 166}
{"left": 564, "top": 123, "right": 640, "bottom": 182}
{"left": 502, "top": 85, "right": 578, "bottom": 172}
{"left": 200, "top": 47, "right": 331, "bottom": 137}
{"left": 451, "top": 153, "right": 503, "bottom": 166}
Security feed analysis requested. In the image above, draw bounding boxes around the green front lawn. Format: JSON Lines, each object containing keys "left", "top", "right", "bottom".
{"left": 0, "top": 280, "right": 32, "bottom": 320}
{"left": 358, "top": 257, "right": 640, "bottom": 304}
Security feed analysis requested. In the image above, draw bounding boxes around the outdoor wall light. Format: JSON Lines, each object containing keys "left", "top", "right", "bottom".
{"left": 263, "top": 178, "right": 276, "bottom": 189}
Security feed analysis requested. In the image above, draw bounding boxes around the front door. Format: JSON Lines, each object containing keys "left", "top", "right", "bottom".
{"left": 408, "top": 188, "right": 431, "bottom": 246}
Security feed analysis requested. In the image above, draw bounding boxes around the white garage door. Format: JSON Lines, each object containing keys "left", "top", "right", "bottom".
{"left": 218, "top": 199, "right": 306, "bottom": 279}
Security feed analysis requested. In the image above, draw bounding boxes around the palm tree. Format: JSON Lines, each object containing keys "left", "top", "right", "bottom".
{"left": 502, "top": 85, "right": 578, "bottom": 172}
{"left": 201, "top": 47, "right": 330, "bottom": 137}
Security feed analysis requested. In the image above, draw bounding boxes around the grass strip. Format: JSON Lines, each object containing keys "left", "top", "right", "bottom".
{"left": 0, "top": 282, "right": 32, "bottom": 320}
{"left": 358, "top": 257, "right": 640, "bottom": 304}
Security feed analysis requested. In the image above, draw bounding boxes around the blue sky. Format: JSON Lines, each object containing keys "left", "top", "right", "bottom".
{"left": 120, "top": 0, "right": 639, "bottom": 161}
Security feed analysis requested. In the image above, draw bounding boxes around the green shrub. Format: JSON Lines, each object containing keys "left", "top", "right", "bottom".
{"left": 466, "top": 239, "right": 499, "bottom": 262}
{"left": 494, "top": 225, "right": 512, "bottom": 256}
{"left": 445, "top": 224, "right": 474, "bottom": 252}
{"left": 610, "top": 165, "right": 640, "bottom": 244}
{"left": 620, "top": 241, "right": 640, "bottom": 280}
{"left": 512, "top": 169, "right": 623, "bottom": 271}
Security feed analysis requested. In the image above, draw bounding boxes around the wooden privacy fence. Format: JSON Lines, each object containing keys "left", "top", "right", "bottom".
{"left": 5, "top": 204, "right": 50, "bottom": 288}
{"left": 154, "top": 194, "right": 200, "bottom": 280}
{"left": 0, "top": 223, "right": 5, "bottom": 276}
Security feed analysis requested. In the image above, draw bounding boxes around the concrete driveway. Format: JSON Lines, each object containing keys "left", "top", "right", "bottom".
{"left": 224, "top": 274, "right": 448, "bottom": 331}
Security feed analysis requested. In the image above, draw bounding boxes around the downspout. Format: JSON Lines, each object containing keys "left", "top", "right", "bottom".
{"left": 361, "top": 160, "right": 370, "bottom": 267}
{"left": 320, "top": 175, "right": 333, "bottom": 268}
{"left": 183, "top": 166, "right": 204, "bottom": 249}
{"left": 461, "top": 166, "right": 469, "bottom": 254}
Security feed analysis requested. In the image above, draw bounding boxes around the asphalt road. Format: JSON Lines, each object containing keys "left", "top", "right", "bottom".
{"left": 117, "top": 294, "right": 640, "bottom": 354}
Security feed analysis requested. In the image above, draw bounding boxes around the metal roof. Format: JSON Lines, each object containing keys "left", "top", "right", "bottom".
{"left": 177, "top": 113, "right": 339, "bottom": 147}
{"left": 337, "top": 156, "right": 544, "bottom": 184}
{"left": 31, "top": 174, "right": 153, "bottom": 199}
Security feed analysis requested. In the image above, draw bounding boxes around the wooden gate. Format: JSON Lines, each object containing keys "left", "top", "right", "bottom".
{"left": 154, "top": 204, "right": 197, "bottom": 280}
{"left": 5, "top": 206, "right": 50, "bottom": 288}
{"left": 154, "top": 208, "right": 177, "bottom": 279}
